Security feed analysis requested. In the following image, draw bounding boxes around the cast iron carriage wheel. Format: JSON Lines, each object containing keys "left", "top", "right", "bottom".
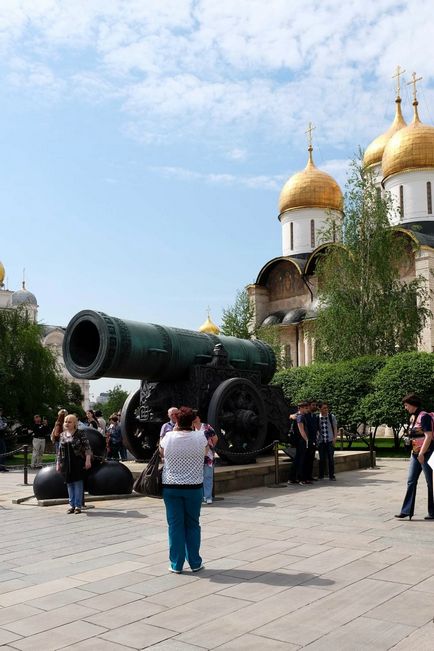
{"left": 120, "top": 389, "right": 159, "bottom": 460}
{"left": 207, "top": 377, "right": 267, "bottom": 464}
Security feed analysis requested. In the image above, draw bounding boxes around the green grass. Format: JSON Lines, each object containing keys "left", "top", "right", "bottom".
{"left": 3, "top": 453, "right": 56, "bottom": 467}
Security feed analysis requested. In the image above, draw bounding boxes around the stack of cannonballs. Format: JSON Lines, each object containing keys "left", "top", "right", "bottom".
{"left": 33, "top": 427, "right": 133, "bottom": 500}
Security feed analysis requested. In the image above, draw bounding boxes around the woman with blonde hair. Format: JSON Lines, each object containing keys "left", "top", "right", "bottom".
{"left": 51, "top": 409, "right": 68, "bottom": 453}
{"left": 57, "top": 414, "right": 91, "bottom": 514}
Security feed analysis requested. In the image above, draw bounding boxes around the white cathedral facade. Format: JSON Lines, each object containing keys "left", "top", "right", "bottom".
{"left": 0, "top": 268, "right": 90, "bottom": 409}
{"left": 248, "top": 73, "right": 434, "bottom": 366}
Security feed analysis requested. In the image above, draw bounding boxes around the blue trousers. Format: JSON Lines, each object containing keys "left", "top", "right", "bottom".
{"left": 400, "top": 452, "right": 434, "bottom": 517}
{"left": 67, "top": 480, "right": 83, "bottom": 508}
{"left": 203, "top": 465, "right": 214, "bottom": 501}
{"left": 163, "top": 486, "right": 203, "bottom": 572}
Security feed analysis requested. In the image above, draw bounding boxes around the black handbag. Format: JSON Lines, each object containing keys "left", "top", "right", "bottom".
{"left": 133, "top": 448, "right": 163, "bottom": 497}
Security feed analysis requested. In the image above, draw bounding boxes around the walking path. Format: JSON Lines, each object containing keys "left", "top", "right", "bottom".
{"left": 0, "top": 459, "right": 433, "bottom": 650}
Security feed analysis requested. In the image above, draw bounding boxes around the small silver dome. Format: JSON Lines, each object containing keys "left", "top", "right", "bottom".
{"left": 11, "top": 282, "right": 37, "bottom": 307}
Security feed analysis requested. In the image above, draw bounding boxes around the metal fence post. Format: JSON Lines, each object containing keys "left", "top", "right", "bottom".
{"left": 369, "top": 430, "right": 375, "bottom": 469}
{"left": 23, "top": 445, "right": 28, "bottom": 485}
{"left": 274, "top": 440, "right": 280, "bottom": 484}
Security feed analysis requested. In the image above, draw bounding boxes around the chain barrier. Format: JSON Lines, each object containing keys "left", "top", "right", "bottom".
{"left": 214, "top": 441, "right": 276, "bottom": 457}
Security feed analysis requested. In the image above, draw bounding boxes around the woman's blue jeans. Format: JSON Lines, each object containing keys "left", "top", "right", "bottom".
{"left": 67, "top": 480, "right": 83, "bottom": 508}
{"left": 400, "top": 452, "right": 434, "bottom": 517}
{"left": 163, "top": 486, "right": 203, "bottom": 572}
{"left": 203, "top": 465, "right": 214, "bottom": 501}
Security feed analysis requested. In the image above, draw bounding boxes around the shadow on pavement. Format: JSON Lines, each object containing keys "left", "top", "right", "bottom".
{"left": 84, "top": 509, "right": 147, "bottom": 519}
{"left": 202, "top": 568, "right": 334, "bottom": 588}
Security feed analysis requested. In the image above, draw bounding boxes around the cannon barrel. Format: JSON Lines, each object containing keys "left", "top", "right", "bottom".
{"left": 63, "top": 310, "right": 276, "bottom": 383}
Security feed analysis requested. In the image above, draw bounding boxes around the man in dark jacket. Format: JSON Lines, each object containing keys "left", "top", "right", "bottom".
{"left": 303, "top": 400, "right": 319, "bottom": 483}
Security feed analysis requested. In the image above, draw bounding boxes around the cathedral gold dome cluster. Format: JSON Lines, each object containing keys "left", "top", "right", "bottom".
{"left": 0, "top": 260, "right": 5, "bottom": 287}
{"left": 198, "top": 312, "right": 220, "bottom": 335}
{"left": 382, "top": 104, "right": 434, "bottom": 180}
{"left": 278, "top": 148, "right": 343, "bottom": 214}
{"left": 364, "top": 97, "right": 407, "bottom": 169}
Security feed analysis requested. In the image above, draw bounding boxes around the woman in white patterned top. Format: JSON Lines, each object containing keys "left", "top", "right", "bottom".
{"left": 159, "top": 406, "right": 208, "bottom": 573}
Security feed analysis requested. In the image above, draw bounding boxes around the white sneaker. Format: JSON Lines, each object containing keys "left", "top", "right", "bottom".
{"left": 168, "top": 567, "right": 182, "bottom": 574}
{"left": 206, "top": 498, "right": 212, "bottom": 504}
{"left": 192, "top": 564, "right": 204, "bottom": 572}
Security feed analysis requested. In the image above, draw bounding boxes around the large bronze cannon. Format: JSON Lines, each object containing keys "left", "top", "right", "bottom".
{"left": 63, "top": 310, "right": 289, "bottom": 463}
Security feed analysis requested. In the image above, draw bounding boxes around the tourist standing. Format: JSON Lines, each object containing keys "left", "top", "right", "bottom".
{"left": 303, "top": 400, "right": 319, "bottom": 482}
{"left": 51, "top": 409, "right": 68, "bottom": 454}
{"left": 193, "top": 410, "right": 218, "bottom": 504}
{"left": 57, "top": 414, "right": 91, "bottom": 514}
{"left": 86, "top": 409, "right": 99, "bottom": 430}
{"left": 95, "top": 410, "right": 106, "bottom": 435}
{"left": 395, "top": 394, "right": 434, "bottom": 521}
{"left": 288, "top": 402, "right": 309, "bottom": 485}
{"left": 0, "top": 408, "right": 8, "bottom": 472}
{"left": 29, "top": 414, "right": 50, "bottom": 468}
{"left": 160, "top": 407, "right": 179, "bottom": 440}
{"left": 317, "top": 402, "right": 338, "bottom": 481}
{"left": 107, "top": 414, "right": 122, "bottom": 460}
{"left": 159, "top": 406, "right": 208, "bottom": 573}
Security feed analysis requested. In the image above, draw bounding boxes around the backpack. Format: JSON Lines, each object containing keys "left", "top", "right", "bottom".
{"left": 288, "top": 417, "right": 300, "bottom": 447}
{"left": 133, "top": 447, "right": 162, "bottom": 497}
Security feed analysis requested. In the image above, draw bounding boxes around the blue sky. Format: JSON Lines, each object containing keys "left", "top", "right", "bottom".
{"left": 1, "top": 0, "right": 433, "bottom": 398}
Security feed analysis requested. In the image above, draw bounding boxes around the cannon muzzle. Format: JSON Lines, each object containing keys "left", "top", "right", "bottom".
{"left": 63, "top": 310, "right": 276, "bottom": 383}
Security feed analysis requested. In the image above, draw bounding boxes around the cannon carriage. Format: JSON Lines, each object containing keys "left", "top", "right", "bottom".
{"left": 63, "top": 310, "right": 290, "bottom": 464}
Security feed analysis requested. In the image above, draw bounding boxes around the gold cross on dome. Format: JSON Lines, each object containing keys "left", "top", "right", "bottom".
{"left": 305, "top": 122, "right": 315, "bottom": 149}
{"left": 392, "top": 65, "right": 406, "bottom": 97}
{"left": 407, "top": 72, "right": 423, "bottom": 102}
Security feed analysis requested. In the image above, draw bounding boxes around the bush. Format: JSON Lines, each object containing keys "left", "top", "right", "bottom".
{"left": 360, "top": 352, "right": 434, "bottom": 430}
{"left": 273, "top": 356, "right": 386, "bottom": 427}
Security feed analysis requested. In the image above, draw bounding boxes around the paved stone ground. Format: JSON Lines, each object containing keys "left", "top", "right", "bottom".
{"left": 0, "top": 459, "right": 433, "bottom": 650}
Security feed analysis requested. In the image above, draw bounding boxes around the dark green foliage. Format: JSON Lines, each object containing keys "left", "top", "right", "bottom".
{"left": 360, "top": 352, "right": 434, "bottom": 429}
{"left": 0, "top": 309, "right": 82, "bottom": 423}
{"left": 94, "top": 384, "right": 129, "bottom": 421}
{"left": 274, "top": 356, "right": 386, "bottom": 427}
{"left": 313, "top": 155, "right": 430, "bottom": 360}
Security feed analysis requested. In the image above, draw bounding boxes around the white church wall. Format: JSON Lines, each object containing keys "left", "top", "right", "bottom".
{"left": 415, "top": 248, "right": 434, "bottom": 353}
{"left": 281, "top": 208, "right": 341, "bottom": 256}
{"left": 384, "top": 169, "right": 434, "bottom": 224}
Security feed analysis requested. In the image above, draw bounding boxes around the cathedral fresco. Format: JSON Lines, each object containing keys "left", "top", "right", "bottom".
{"left": 265, "top": 262, "right": 306, "bottom": 301}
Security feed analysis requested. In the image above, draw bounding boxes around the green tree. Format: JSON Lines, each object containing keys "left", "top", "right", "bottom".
{"left": 220, "top": 289, "right": 254, "bottom": 339}
{"left": 313, "top": 154, "right": 430, "bottom": 361}
{"left": 360, "top": 352, "right": 434, "bottom": 448}
{"left": 0, "top": 309, "right": 77, "bottom": 423}
{"left": 94, "top": 384, "right": 129, "bottom": 420}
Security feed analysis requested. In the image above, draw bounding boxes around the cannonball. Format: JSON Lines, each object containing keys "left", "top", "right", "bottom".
{"left": 86, "top": 461, "right": 133, "bottom": 496}
{"left": 81, "top": 427, "right": 106, "bottom": 459}
{"left": 33, "top": 466, "right": 68, "bottom": 500}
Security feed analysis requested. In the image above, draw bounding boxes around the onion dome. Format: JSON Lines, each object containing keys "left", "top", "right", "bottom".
{"left": 0, "top": 260, "right": 5, "bottom": 286}
{"left": 199, "top": 312, "right": 220, "bottom": 335}
{"left": 364, "top": 97, "right": 406, "bottom": 168}
{"left": 278, "top": 146, "right": 343, "bottom": 216}
{"left": 11, "top": 281, "right": 37, "bottom": 307}
{"left": 383, "top": 100, "right": 434, "bottom": 180}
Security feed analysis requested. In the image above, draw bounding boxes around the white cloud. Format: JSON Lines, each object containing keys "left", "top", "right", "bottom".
{"left": 1, "top": 1, "right": 434, "bottom": 152}
{"left": 149, "top": 165, "right": 285, "bottom": 190}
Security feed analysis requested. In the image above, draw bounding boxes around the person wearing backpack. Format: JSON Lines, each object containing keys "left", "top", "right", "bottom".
{"left": 317, "top": 401, "right": 338, "bottom": 481}
{"left": 395, "top": 394, "right": 434, "bottom": 521}
{"left": 107, "top": 414, "right": 122, "bottom": 460}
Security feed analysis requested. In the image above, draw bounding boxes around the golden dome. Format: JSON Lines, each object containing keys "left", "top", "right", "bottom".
{"left": 199, "top": 313, "right": 220, "bottom": 335}
{"left": 364, "top": 97, "right": 406, "bottom": 168}
{"left": 382, "top": 101, "right": 434, "bottom": 180}
{"left": 278, "top": 147, "right": 343, "bottom": 215}
{"left": 0, "top": 261, "right": 5, "bottom": 286}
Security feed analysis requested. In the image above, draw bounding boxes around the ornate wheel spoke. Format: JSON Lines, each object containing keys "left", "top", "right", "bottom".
{"left": 207, "top": 378, "right": 267, "bottom": 464}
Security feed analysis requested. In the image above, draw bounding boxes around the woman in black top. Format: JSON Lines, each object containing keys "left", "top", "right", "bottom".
{"left": 395, "top": 394, "right": 434, "bottom": 521}
{"left": 57, "top": 414, "right": 91, "bottom": 514}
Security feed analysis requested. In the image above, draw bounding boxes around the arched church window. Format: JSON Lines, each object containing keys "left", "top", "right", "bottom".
{"left": 399, "top": 185, "right": 404, "bottom": 218}
{"left": 290, "top": 222, "right": 294, "bottom": 251}
{"left": 427, "top": 182, "right": 432, "bottom": 215}
{"left": 310, "top": 219, "right": 315, "bottom": 248}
